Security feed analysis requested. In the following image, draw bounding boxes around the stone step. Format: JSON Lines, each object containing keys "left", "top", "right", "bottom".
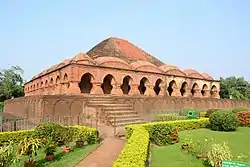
{"left": 109, "top": 117, "right": 143, "bottom": 123}
{"left": 107, "top": 110, "right": 137, "bottom": 115}
{"left": 108, "top": 114, "right": 139, "bottom": 119}
{"left": 111, "top": 120, "right": 146, "bottom": 127}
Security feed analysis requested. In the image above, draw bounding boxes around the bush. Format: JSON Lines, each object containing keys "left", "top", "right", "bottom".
{"left": 0, "top": 142, "right": 18, "bottom": 167}
{"left": 237, "top": 111, "right": 250, "bottom": 127}
{"left": 200, "top": 112, "right": 206, "bottom": 118}
{"left": 0, "top": 102, "right": 3, "bottom": 112}
{"left": 148, "top": 124, "right": 178, "bottom": 146}
{"left": 34, "top": 122, "right": 65, "bottom": 143}
{"left": 156, "top": 113, "right": 187, "bottom": 121}
{"left": 232, "top": 107, "right": 249, "bottom": 113}
{"left": 125, "top": 118, "right": 209, "bottom": 140}
{"left": 113, "top": 126, "right": 149, "bottom": 167}
{"left": 209, "top": 110, "right": 239, "bottom": 131}
{"left": 205, "top": 109, "right": 219, "bottom": 118}
{"left": 0, "top": 125, "right": 99, "bottom": 145}
{"left": 0, "top": 130, "right": 35, "bottom": 144}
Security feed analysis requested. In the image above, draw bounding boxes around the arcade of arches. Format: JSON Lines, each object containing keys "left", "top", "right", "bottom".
{"left": 77, "top": 73, "right": 219, "bottom": 98}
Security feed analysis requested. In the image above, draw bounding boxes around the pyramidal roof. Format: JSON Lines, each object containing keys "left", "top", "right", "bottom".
{"left": 87, "top": 37, "right": 164, "bottom": 66}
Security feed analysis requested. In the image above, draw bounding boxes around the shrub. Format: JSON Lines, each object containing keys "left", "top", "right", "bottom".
{"left": 69, "top": 126, "right": 99, "bottom": 144}
{"left": 125, "top": 118, "right": 209, "bottom": 140}
{"left": 205, "top": 109, "right": 219, "bottom": 118}
{"left": 113, "top": 126, "right": 149, "bottom": 167}
{"left": 237, "top": 111, "right": 250, "bottom": 127}
{"left": 0, "top": 130, "right": 35, "bottom": 144}
{"left": 34, "top": 122, "right": 65, "bottom": 143}
{"left": 156, "top": 113, "right": 187, "bottom": 121}
{"left": 209, "top": 110, "right": 239, "bottom": 131}
{"left": 148, "top": 124, "right": 178, "bottom": 146}
{"left": 200, "top": 112, "right": 206, "bottom": 118}
{"left": 0, "top": 142, "right": 18, "bottom": 167}
{"left": 232, "top": 107, "right": 249, "bottom": 113}
{"left": 207, "top": 142, "right": 233, "bottom": 167}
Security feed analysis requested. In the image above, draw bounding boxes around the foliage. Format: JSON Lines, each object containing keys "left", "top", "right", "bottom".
{"left": 148, "top": 125, "right": 179, "bottom": 146}
{"left": 183, "top": 137, "right": 213, "bottom": 156}
{"left": 0, "top": 125, "right": 99, "bottom": 145}
{"left": 232, "top": 107, "right": 249, "bottom": 113}
{"left": 61, "top": 127, "right": 74, "bottom": 147}
{"left": 0, "top": 130, "right": 35, "bottom": 144}
{"left": 199, "top": 111, "right": 206, "bottom": 118}
{"left": 207, "top": 142, "right": 233, "bottom": 167}
{"left": 237, "top": 111, "right": 250, "bottom": 127}
{"left": 0, "top": 142, "right": 18, "bottom": 167}
{"left": 113, "top": 126, "right": 149, "bottom": 167}
{"left": 17, "top": 137, "right": 42, "bottom": 162}
{"left": 209, "top": 110, "right": 239, "bottom": 131}
{"left": 220, "top": 76, "right": 250, "bottom": 100}
{"left": 205, "top": 109, "right": 219, "bottom": 118}
{"left": 43, "top": 137, "right": 57, "bottom": 155}
{"left": 0, "top": 102, "right": 3, "bottom": 112}
{"left": 70, "top": 126, "right": 99, "bottom": 144}
{"left": 0, "top": 66, "right": 24, "bottom": 102}
{"left": 34, "top": 122, "right": 65, "bottom": 143}
{"left": 156, "top": 113, "right": 187, "bottom": 121}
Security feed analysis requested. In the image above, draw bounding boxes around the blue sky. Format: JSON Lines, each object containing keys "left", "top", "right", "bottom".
{"left": 0, "top": 0, "right": 249, "bottom": 81}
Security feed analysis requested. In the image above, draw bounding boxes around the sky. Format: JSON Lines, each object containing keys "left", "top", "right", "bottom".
{"left": 0, "top": 0, "right": 250, "bottom": 81}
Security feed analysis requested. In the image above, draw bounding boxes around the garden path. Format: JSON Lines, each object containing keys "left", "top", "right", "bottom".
{"left": 75, "top": 125, "right": 125, "bottom": 167}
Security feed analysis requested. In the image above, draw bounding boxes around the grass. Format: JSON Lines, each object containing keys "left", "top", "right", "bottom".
{"left": 151, "top": 127, "right": 250, "bottom": 167}
{"left": 14, "top": 144, "right": 98, "bottom": 167}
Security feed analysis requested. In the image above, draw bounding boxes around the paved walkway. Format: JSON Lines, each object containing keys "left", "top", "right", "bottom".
{"left": 75, "top": 137, "right": 125, "bottom": 167}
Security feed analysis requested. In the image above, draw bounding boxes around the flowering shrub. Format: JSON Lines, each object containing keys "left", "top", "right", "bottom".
{"left": 237, "top": 112, "right": 250, "bottom": 127}
{"left": 148, "top": 125, "right": 179, "bottom": 146}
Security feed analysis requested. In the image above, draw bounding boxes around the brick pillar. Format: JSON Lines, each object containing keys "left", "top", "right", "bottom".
{"left": 112, "top": 84, "right": 123, "bottom": 95}
{"left": 92, "top": 82, "right": 103, "bottom": 95}
{"left": 129, "top": 84, "right": 139, "bottom": 95}
{"left": 193, "top": 88, "right": 201, "bottom": 97}
{"left": 182, "top": 89, "right": 191, "bottom": 97}
{"left": 172, "top": 85, "right": 181, "bottom": 97}
{"left": 158, "top": 85, "right": 165, "bottom": 96}
{"left": 145, "top": 85, "right": 154, "bottom": 96}
{"left": 203, "top": 90, "right": 210, "bottom": 98}
{"left": 67, "top": 81, "right": 80, "bottom": 94}
{"left": 211, "top": 90, "right": 220, "bottom": 99}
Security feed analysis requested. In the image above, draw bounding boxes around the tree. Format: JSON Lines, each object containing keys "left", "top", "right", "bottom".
{"left": 219, "top": 76, "right": 250, "bottom": 100}
{"left": 0, "top": 66, "right": 25, "bottom": 104}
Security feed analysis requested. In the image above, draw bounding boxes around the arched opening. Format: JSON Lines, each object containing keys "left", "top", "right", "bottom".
{"left": 201, "top": 84, "right": 208, "bottom": 97}
{"left": 191, "top": 83, "right": 199, "bottom": 96}
{"left": 45, "top": 80, "right": 48, "bottom": 86}
{"left": 120, "top": 76, "right": 132, "bottom": 94}
{"left": 40, "top": 82, "right": 43, "bottom": 88}
{"left": 101, "top": 74, "right": 114, "bottom": 94}
{"left": 64, "top": 73, "right": 68, "bottom": 81}
{"left": 37, "top": 83, "right": 39, "bottom": 88}
{"left": 138, "top": 77, "right": 149, "bottom": 95}
{"left": 167, "top": 80, "right": 177, "bottom": 96}
{"left": 211, "top": 85, "right": 217, "bottom": 98}
{"left": 154, "top": 79, "right": 163, "bottom": 95}
{"left": 56, "top": 76, "right": 60, "bottom": 84}
{"left": 50, "top": 78, "right": 53, "bottom": 84}
{"left": 78, "top": 73, "right": 93, "bottom": 93}
{"left": 180, "top": 82, "right": 188, "bottom": 96}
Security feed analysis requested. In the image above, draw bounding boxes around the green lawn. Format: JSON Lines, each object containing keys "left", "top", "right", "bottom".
{"left": 151, "top": 127, "right": 250, "bottom": 167}
{"left": 14, "top": 144, "right": 98, "bottom": 167}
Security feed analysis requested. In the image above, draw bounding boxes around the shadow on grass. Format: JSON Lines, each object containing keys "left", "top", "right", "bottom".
{"left": 36, "top": 147, "right": 78, "bottom": 167}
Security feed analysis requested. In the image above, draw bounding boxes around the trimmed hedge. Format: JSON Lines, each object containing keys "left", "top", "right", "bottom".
{"left": 115, "top": 119, "right": 210, "bottom": 167}
{"left": 0, "top": 125, "right": 99, "bottom": 144}
{"left": 113, "top": 126, "right": 149, "bottom": 167}
{"left": 200, "top": 112, "right": 206, "bottom": 118}
{"left": 0, "top": 130, "right": 35, "bottom": 144}
{"left": 156, "top": 113, "right": 187, "bottom": 121}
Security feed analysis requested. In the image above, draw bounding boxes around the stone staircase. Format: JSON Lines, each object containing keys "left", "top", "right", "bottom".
{"left": 87, "top": 96, "right": 145, "bottom": 127}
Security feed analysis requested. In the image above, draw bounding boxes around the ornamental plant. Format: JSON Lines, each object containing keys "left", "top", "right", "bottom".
{"left": 209, "top": 110, "right": 239, "bottom": 131}
{"left": 205, "top": 109, "right": 219, "bottom": 118}
{"left": 236, "top": 111, "right": 250, "bottom": 126}
{"left": 148, "top": 124, "right": 179, "bottom": 146}
{"left": 0, "top": 142, "right": 18, "bottom": 167}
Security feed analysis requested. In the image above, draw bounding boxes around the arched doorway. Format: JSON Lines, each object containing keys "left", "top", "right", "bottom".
{"left": 180, "top": 82, "right": 188, "bottom": 96}
{"left": 167, "top": 80, "right": 177, "bottom": 96}
{"left": 201, "top": 84, "right": 208, "bottom": 97}
{"left": 78, "top": 73, "right": 93, "bottom": 93}
{"left": 138, "top": 77, "right": 149, "bottom": 95}
{"left": 101, "top": 74, "right": 114, "bottom": 94}
{"left": 121, "top": 76, "right": 132, "bottom": 94}
{"left": 191, "top": 83, "right": 199, "bottom": 97}
{"left": 211, "top": 85, "right": 217, "bottom": 98}
{"left": 154, "top": 79, "right": 163, "bottom": 95}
